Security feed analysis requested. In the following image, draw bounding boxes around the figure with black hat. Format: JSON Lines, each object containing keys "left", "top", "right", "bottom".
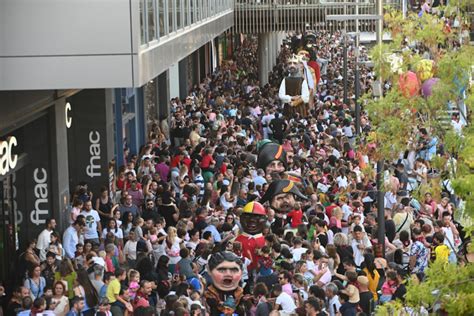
{"left": 260, "top": 179, "right": 308, "bottom": 235}
{"left": 257, "top": 141, "right": 288, "bottom": 177}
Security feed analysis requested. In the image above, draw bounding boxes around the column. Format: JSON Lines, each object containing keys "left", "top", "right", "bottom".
{"left": 258, "top": 33, "right": 270, "bottom": 86}
{"left": 179, "top": 57, "right": 189, "bottom": 100}
{"left": 50, "top": 98, "right": 71, "bottom": 232}
{"left": 169, "top": 62, "right": 181, "bottom": 99}
{"left": 158, "top": 70, "right": 170, "bottom": 120}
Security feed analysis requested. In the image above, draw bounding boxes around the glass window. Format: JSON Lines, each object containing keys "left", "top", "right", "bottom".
{"left": 184, "top": 0, "right": 190, "bottom": 27}
{"left": 203, "top": 0, "right": 208, "bottom": 19}
{"left": 140, "top": 0, "right": 146, "bottom": 44}
{"left": 158, "top": 0, "right": 166, "bottom": 37}
{"left": 168, "top": 0, "right": 175, "bottom": 32}
{"left": 176, "top": 0, "right": 181, "bottom": 30}
{"left": 147, "top": 0, "right": 156, "bottom": 41}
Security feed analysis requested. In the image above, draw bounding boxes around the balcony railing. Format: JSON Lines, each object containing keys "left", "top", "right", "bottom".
{"left": 139, "top": 0, "right": 234, "bottom": 46}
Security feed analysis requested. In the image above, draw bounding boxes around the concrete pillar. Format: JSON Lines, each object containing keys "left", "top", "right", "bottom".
{"left": 179, "top": 57, "right": 189, "bottom": 100}
{"left": 158, "top": 71, "right": 170, "bottom": 121}
{"left": 273, "top": 33, "right": 278, "bottom": 67}
{"left": 169, "top": 63, "right": 180, "bottom": 99}
{"left": 267, "top": 35, "right": 273, "bottom": 72}
{"left": 50, "top": 98, "right": 71, "bottom": 232}
{"left": 258, "top": 33, "right": 270, "bottom": 86}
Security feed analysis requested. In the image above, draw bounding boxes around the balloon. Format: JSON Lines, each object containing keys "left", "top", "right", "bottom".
{"left": 421, "top": 78, "right": 440, "bottom": 97}
{"left": 399, "top": 71, "right": 420, "bottom": 98}
{"left": 416, "top": 59, "right": 434, "bottom": 82}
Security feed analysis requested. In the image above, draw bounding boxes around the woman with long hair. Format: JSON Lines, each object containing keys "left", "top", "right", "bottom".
{"left": 361, "top": 253, "right": 380, "bottom": 301}
{"left": 24, "top": 264, "right": 46, "bottom": 300}
{"left": 121, "top": 211, "right": 135, "bottom": 240}
{"left": 101, "top": 218, "right": 124, "bottom": 247}
{"left": 48, "top": 231, "right": 64, "bottom": 261}
{"left": 73, "top": 268, "right": 99, "bottom": 316}
{"left": 165, "top": 227, "right": 182, "bottom": 274}
{"left": 54, "top": 259, "right": 77, "bottom": 299}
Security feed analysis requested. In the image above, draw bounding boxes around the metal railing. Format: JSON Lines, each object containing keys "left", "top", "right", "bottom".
{"left": 234, "top": 0, "right": 399, "bottom": 33}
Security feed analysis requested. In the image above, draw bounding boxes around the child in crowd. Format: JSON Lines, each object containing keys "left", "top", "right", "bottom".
{"left": 258, "top": 246, "right": 274, "bottom": 278}
{"left": 380, "top": 270, "right": 398, "bottom": 303}
{"left": 127, "top": 269, "right": 140, "bottom": 300}
{"left": 287, "top": 202, "right": 304, "bottom": 228}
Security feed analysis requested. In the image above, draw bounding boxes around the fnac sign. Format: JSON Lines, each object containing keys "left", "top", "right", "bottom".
{"left": 0, "top": 136, "right": 18, "bottom": 176}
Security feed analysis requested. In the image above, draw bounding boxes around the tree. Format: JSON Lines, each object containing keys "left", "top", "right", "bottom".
{"left": 361, "top": 4, "right": 474, "bottom": 315}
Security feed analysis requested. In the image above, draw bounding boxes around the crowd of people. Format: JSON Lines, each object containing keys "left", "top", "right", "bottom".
{"left": 3, "top": 28, "right": 470, "bottom": 316}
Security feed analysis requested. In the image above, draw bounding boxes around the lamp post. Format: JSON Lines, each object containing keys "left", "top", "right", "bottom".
{"left": 343, "top": 34, "right": 348, "bottom": 105}
{"left": 326, "top": 10, "right": 386, "bottom": 256}
{"left": 326, "top": 14, "right": 382, "bottom": 134}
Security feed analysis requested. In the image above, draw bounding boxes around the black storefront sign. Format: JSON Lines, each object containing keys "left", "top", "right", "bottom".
{"left": 13, "top": 115, "right": 53, "bottom": 249}
{"left": 66, "top": 90, "right": 109, "bottom": 197}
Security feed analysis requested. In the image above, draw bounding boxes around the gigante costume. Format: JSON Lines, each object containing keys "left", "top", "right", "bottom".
{"left": 205, "top": 252, "right": 246, "bottom": 316}
{"left": 260, "top": 179, "right": 307, "bottom": 235}
{"left": 279, "top": 54, "right": 310, "bottom": 117}
{"left": 234, "top": 201, "right": 267, "bottom": 272}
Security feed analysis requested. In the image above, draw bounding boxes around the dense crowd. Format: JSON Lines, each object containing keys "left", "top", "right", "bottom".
{"left": 3, "top": 28, "right": 470, "bottom": 316}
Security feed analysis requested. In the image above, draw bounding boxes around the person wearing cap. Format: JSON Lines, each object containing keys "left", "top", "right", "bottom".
{"left": 257, "top": 141, "right": 288, "bottom": 176}
{"left": 357, "top": 275, "right": 373, "bottom": 314}
{"left": 204, "top": 252, "right": 245, "bottom": 316}
{"left": 235, "top": 202, "right": 267, "bottom": 272}
{"left": 260, "top": 179, "right": 307, "bottom": 233}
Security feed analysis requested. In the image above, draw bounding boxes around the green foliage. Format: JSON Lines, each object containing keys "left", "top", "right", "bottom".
{"left": 371, "top": 4, "right": 474, "bottom": 315}
{"left": 377, "top": 262, "right": 474, "bottom": 315}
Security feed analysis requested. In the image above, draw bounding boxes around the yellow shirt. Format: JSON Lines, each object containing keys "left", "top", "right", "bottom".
{"left": 106, "top": 278, "right": 121, "bottom": 303}
{"left": 363, "top": 268, "right": 380, "bottom": 300}
{"left": 435, "top": 244, "right": 450, "bottom": 264}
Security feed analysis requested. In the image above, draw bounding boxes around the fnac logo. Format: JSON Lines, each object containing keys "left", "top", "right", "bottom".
{"left": 0, "top": 136, "right": 18, "bottom": 176}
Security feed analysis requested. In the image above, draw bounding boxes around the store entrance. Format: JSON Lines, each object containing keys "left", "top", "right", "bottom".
{"left": 0, "top": 174, "right": 18, "bottom": 288}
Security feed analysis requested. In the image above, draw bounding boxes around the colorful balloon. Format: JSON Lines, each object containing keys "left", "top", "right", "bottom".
{"left": 421, "top": 78, "right": 440, "bottom": 97}
{"left": 416, "top": 59, "right": 434, "bottom": 82}
{"left": 399, "top": 71, "right": 420, "bottom": 98}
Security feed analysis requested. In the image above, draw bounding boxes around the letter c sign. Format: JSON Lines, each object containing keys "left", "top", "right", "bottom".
{"left": 65, "top": 102, "right": 72, "bottom": 129}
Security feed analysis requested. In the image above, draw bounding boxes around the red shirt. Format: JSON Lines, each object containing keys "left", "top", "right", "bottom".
{"left": 287, "top": 209, "right": 303, "bottom": 228}
{"left": 220, "top": 163, "right": 227, "bottom": 175}
{"left": 235, "top": 234, "right": 265, "bottom": 271}
{"left": 326, "top": 204, "right": 338, "bottom": 218}
{"left": 200, "top": 154, "right": 214, "bottom": 169}
{"left": 170, "top": 155, "right": 182, "bottom": 168}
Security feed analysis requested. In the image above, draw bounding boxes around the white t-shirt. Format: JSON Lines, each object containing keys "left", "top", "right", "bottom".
{"left": 37, "top": 229, "right": 53, "bottom": 261}
{"left": 276, "top": 292, "right": 297, "bottom": 313}
{"left": 123, "top": 240, "right": 138, "bottom": 260}
{"left": 328, "top": 295, "right": 341, "bottom": 316}
{"left": 81, "top": 210, "right": 101, "bottom": 239}
{"left": 101, "top": 228, "right": 124, "bottom": 240}
{"left": 351, "top": 236, "right": 372, "bottom": 266}
{"left": 336, "top": 176, "right": 348, "bottom": 188}
{"left": 291, "top": 247, "right": 308, "bottom": 262}
{"left": 341, "top": 204, "right": 353, "bottom": 235}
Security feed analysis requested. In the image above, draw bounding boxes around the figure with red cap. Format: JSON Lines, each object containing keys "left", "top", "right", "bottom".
{"left": 234, "top": 201, "right": 267, "bottom": 285}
